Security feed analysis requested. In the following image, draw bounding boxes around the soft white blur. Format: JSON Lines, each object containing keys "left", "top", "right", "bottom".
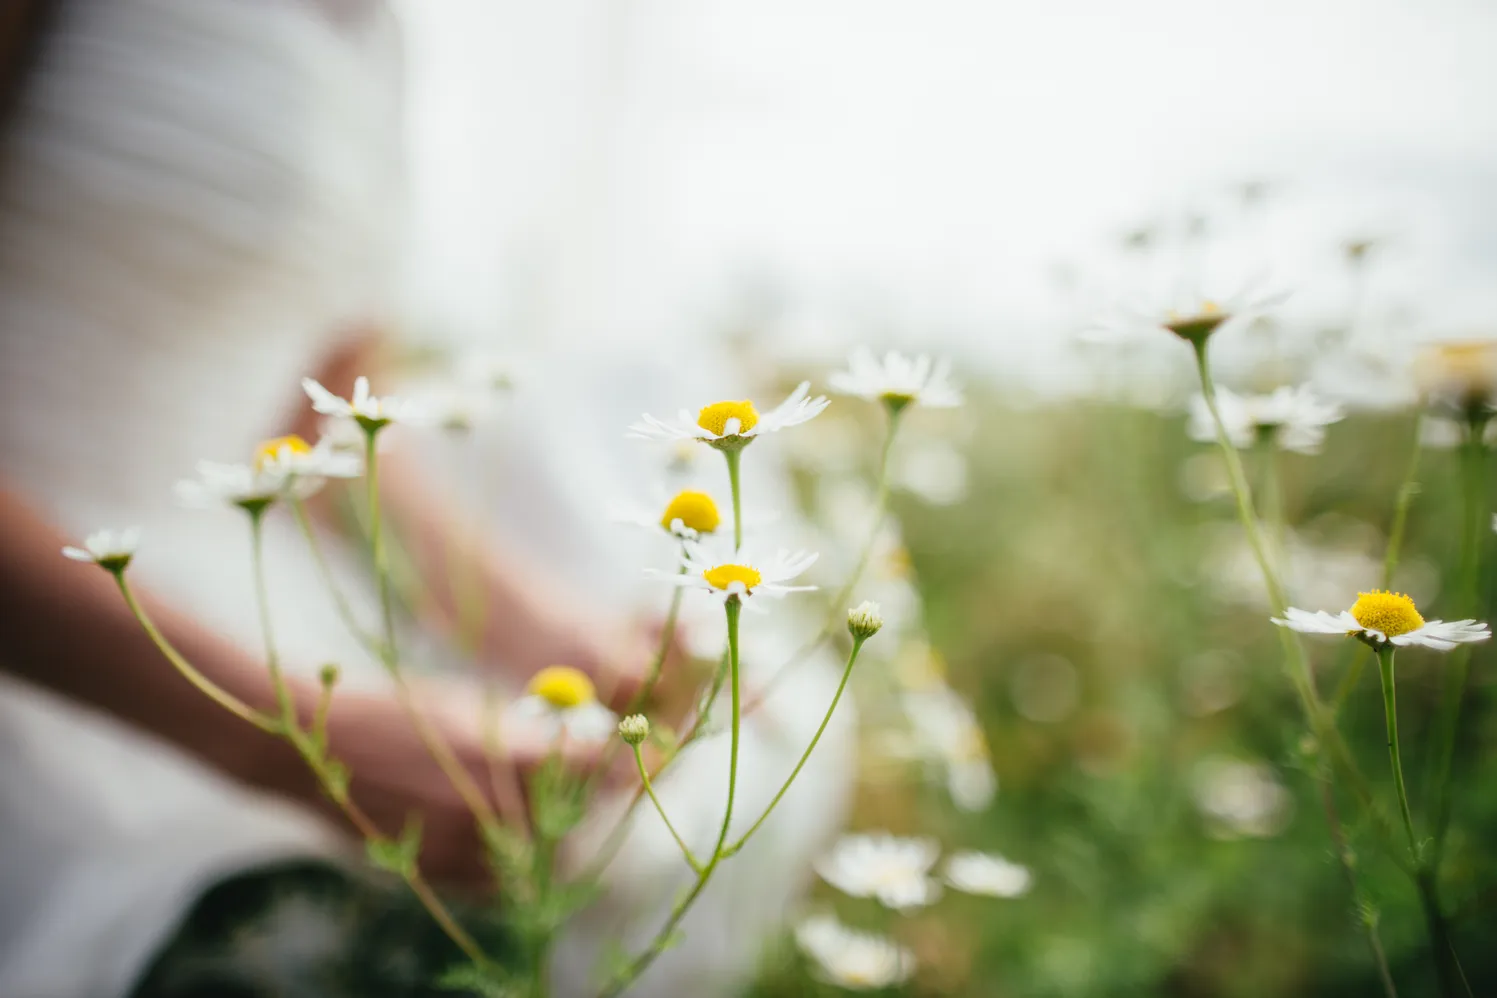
{"left": 396, "top": 0, "right": 1497, "bottom": 377}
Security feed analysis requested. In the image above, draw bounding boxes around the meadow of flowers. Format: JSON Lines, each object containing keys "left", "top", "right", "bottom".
{"left": 63, "top": 228, "right": 1497, "bottom": 996}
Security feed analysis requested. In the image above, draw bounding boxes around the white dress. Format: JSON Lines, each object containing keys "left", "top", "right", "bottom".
{"left": 0, "top": 3, "right": 852, "bottom": 996}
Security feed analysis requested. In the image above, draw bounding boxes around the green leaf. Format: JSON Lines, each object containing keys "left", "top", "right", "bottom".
{"left": 435, "top": 962, "right": 520, "bottom": 997}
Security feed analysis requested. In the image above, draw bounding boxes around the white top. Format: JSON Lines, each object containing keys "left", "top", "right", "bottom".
{"left": 0, "top": 3, "right": 853, "bottom": 996}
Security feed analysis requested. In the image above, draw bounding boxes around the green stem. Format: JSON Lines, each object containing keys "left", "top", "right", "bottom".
{"left": 723, "top": 449, "right": 744, "bottom": 550}
{"left": 634, "top": 745, "right": 701, "bottom": 873}
{"left": 365, "top": 430, "right": 398, "bottom": 660}
{"left": 601, "top": 597, "right": 744, "bottom": 998}
{"left": 624, "top": 567, "right": 687, "bottom": 716}
{"left": 725, "top": 637, "right": 865, "bottom": 856}
{"left": 289, "top": 496, "right": 379, "bottom": 655}
{"left": 113, "top": 572, "right": 279, "bottom": 734}
{"left": 248, "top": 509, "right": 295, "bottom": 725}
{"left": 1427, "top": 414, "right": 1487, "bottom": 864}
{"left": 1376, "top": 646, "right": 1419, "bottom": 860}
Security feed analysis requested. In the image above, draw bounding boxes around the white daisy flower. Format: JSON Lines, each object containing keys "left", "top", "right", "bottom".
{"left": 943, "top": 851, "right": 1033, "bottom": 898}
{"left": 62, "top": 527, "right": 141, "bottom": 572}
{"left": 1191, "top": 756, "right": 1294, "bottom": 839}
{"left": 901, "top": 686, "right": 998, "bottom": 812}
{"left": 648, "top": 540, "right": 818, "bottom": 603}
{"left": 627, "top": 381, "right": 830, "bottom": 451}
{"left": 795, "top": 916, "right": 915, "bottom": 991}
{"left": 1187, "top": 385, "right": 1344, "bottom": 454}
{"left": 504, "top": 666, "right": 618, "bottom": 745}
{"left": 616, "top": 488, "right": 724, "bottom": 542}
{"left": 302, "top": 376, "right": 431, "bottom": 431}
{"left": 1087, "top": 286, "right": 1288, "bottom": 347}
{"left": 1273, "top": 590, "right": 1490, "bottom": 651}
{"left": 815, "top": 833, "right": 942, "bottom": 911}
{"left": 829, "top": 348, "right": 963, "bottom": 411}
{"left": 1415, "top": 339, "right": 1497, "bottom": 415}
{"left": 175, "top": 435, "right": 358, "bottom": 511}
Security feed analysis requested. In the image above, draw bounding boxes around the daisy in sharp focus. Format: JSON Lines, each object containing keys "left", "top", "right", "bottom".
{"left": 1274, "top": 590, "right": 1489, "bottom": 651}
{"left": 504, "top": 666, "right": 618, "bottom": 745}
{"left": 648, "top": 540, "right": 817, "bottom": 604}
{"left": 1187, "top": 384, "right": 1344, "bottom": 454}
{"left": 302, "top": 375, "right": 431, "bottom": 431}
{"left": 943, "top": 850, "right": 1033, "bottom": 898}
{"left": 794, "top": 915, "right": 915, "bottom": 991}
{"left": 815, "top": 833, "right": 942, "bottom": 911}
{"left": 627, "top": 382, "right": 829, "bottom": 451}
{"left": 829, "top": 348, "right": 963, "bottom": 411}
{"left": 62, "top": 527, "right": 141, "bottom": 572}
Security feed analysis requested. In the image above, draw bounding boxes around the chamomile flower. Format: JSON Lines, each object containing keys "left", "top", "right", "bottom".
{"left": 1273, "top": 590, "right": 1489, "bottom": 651}
{"left": 648, "top": 541, "right": 818, "bottom": 603}
{"left": 794, "top": 916, "right": 915, "bottom": 991}
{"left": 302, "top": 376, "right": 430, "bottom": 432}
{"left": 62, "top": 527, "right": 140, "bottom": 572}
{"left": 627, "top": 382, "right": 830, "bottom": 451}
{"left": 176, "top": 435, "right": 358, "bottom": 512}
{"left": 1415, "top": 339, "right": 1497, "bottom": 416}
{"left": 617, "top": 489, "right": 724, "bottom": 541}
{"left": 505, "top": 666, "right": 618, "bottom": 744}
{"left": 1089, "top": 287, "right": 1288, "bottom": 347}
{"left": 829, "top": 349, "right": 962, "bottom": 411}
{"left": 1187, "top": 385, "right": 1344, "bottom": 454}
{"left": 815, "top": 833, "right": 942, "bottom": 911}
{"left": 943, "top": 851, "right": 1033, "bottom": 898}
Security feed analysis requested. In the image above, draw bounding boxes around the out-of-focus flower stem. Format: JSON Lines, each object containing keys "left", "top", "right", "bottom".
{"left": 633, "top": 744, "right": 701, "bottom": 873}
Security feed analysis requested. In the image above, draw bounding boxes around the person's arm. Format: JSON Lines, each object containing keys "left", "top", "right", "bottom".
{"left": 0, "top": 485, "right": 535, "bottom": 882}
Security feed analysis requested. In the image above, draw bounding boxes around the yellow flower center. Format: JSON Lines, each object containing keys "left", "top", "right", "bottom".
{"left": 660, "top": 490, "right": 721, "bottom": 534}
{"left": 697, "top": 400, "right": 759, "bottom": 437}
{"left": 703, "top": 563, "right": 762, "bottom": 593}
{"left": 1164, "top": 301, "right": 1229, "bottom": 344}
{"left": 253, "top": 434, "right": 312, "bottom": 471}
{"left": 527, "top": 665, "right": 596, "bottom": 708}
{"left": 1349, "top": 590, "right": 1425, "bottom": 638}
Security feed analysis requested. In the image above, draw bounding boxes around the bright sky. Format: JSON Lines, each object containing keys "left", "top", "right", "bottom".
{"left": 397, "top": 0, "right": 1497, "bottom": 366}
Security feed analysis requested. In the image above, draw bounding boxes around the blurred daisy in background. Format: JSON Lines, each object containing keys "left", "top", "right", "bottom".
{"left": 62, "top": 527, "right": 141, "bottom": 571}
{"left": 1187, "top": 385, "right": 1344, "bottom": 454}
{"left": 815, "top": 833, "right": 942, "bottom": 911}
{"left": 794, "top": 915, "right": 915, "bottom": 991}
{"left": 615, "top": 488, "right": 725, "bottom": 542}
{"left": 829, "top": 349, "right": 963, "bottom": 410}
{"left": 303, "top": 376, "right": 432, "bottom": 431}
{"left": 175, "top": 434, "right": 358, "bottom": 512}
{"left": 1191, "top": 757, "right": 1294, "bottom": 839}
{"left": 505, "top": 666, "right": 617, "bottom": 744}
{"left": 943, "top": 850, "right": 1033, "bottom": 898}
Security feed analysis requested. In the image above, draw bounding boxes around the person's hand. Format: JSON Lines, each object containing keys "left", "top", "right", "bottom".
{"left": 281, "top": 679, "right": 604, "bottom": 886}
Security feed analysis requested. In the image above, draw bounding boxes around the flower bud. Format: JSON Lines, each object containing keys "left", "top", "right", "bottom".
{"left": 847, "top": 600, "right": 884, "bottom": 641}
{"left": 319, "top": 663, "right": 341, "bottom": 689}
{"left": 619, "top": 713, "right": 651, "bottom": 746}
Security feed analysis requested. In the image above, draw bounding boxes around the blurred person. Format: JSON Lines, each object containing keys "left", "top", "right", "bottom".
{"left": 0, "top": 2, "right": 852, "bottom": 997}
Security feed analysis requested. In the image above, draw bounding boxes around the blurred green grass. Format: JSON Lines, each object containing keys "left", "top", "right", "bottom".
{"left": 751, "top": 394, "right": 1497, "bottom": 997}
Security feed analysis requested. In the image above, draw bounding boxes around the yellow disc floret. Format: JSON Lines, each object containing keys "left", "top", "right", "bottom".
{"left": 253, "top": 434, "right": 312, "bottom": 471}
{"left": 697, "top": 400, "right": 759, "bottom": 437}
{"left": 703, "top": 563, "right": 762, "bottom": 593}
{"left": 660, "top": 490, "right": 721, "bottom": 534}
{"left": 1350, "top": 590, "right": 1425, "bottom": 638}
{"left": 527, "top": 665, "right": 596, "bottom": 708}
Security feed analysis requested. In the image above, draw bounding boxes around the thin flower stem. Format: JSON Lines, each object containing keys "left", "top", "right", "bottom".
{"left": 1426, "top": 414, "right": 1487, "bottom": 865}
{"left": 633, "top": 744, "right": 701, "bottom": 873}
{"left": 724, "top": 636, "right": 865, "bottom": 857}
{"left": 1375, "top": 646, "right": 1420, "bottom": 860}
{"left": 113, "top": 567, "right": 489, "bottom": 968}
{"left": 289, "top": 496, "right": 379, "bottom": 655}
{"left": 1334, "top": 416, "right": 1423, "bottom": 714}
{"left": 746, "top": 408, "right": 903, "bottom": 712}
{"left": 363, "top": 428, "right": 501, "bottom": 833}
{"left": 1319, "top": 777, "right": 1400, "bottom": 998}
{"left": 600, "top": 597, "right": 744, "bottom": 998}
{"left": 113, "top": 572, "right": 279, "bottom": 734}
{"left": 248, "top": 509, "right": 295, "bottom": 724}
{"left": 724, "top": 448, "right": 744, "bottom": 550}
